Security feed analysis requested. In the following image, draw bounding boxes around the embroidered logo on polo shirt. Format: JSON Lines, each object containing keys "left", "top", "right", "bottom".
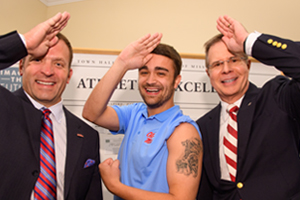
{"left": 144, "top": 132, "right": 155, "bottom": 144}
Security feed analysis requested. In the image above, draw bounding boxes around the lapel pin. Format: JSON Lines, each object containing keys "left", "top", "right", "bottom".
{"left": 248, "top": 102, "right": 252, "bottom": 106}
{"left": 77, "top": 133, "right": 84, "bottom": 138}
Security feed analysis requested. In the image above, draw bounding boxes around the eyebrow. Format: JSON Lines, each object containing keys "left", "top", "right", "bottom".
{"left": 139, "top": 66, "right": 169, "bottom": 72}
{"left": 53, "top": 58, "right": 67, "bottom": 64}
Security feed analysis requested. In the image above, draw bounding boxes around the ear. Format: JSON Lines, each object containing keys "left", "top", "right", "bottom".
{"left": 247, "top": 59, "right": 251, "bottom": 70}
{"left": 174, "top": 74, "right": 181, "bottom": 89}
{"left": 67, "top": 68, "right": 73, "bottom": 84}
{"left": 206, "top": 68, "right": 210, "bottom": 77}
{"left": 19, "top": 59, "right": 25, "bottom": 76}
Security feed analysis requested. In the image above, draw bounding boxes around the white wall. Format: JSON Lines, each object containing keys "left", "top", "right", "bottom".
{"left": 1, "top": 0, "right": 300, "bottom": 54}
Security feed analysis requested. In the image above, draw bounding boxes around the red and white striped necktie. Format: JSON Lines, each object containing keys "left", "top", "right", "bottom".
{"left": 224, "top": 104, "right": 239, "bottom": 182}
{"left": 34, "top": 108, "right": 57, "bottom": 200}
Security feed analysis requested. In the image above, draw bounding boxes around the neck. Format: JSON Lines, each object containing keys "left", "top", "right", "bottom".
{"left": 147, "top": 102, "right": 174, "bottom": 117}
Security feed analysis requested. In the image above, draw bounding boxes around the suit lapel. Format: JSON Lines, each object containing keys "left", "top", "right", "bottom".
{"left": 206, "top": 104, "right": 222, "bottom": 179}
{"left": 63, "top": 107, "right": 84, "bottom": 198}
{"left": 14, "top": 88, "right": 42, "bottom": 162}
{"left": 205, "top": 83, "right": 259, "bottom": 182}
{"left": 236, "top": 83, "right": 259, "bottom": 174}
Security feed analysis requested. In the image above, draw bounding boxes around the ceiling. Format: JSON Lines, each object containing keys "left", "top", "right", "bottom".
{"left": 40, "top": 0, "right": 84, "bottom": 6}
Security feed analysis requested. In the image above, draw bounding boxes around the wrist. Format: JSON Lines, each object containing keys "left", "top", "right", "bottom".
{"left": 244, "top": 31, "right": 261, "bottom": 56}
{"left": 114, "top": 57, "right": 131, "bottom": 72}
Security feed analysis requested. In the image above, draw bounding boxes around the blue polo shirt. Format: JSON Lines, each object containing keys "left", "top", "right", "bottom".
{"left": 110, "top": 103, "right": 201, "bottom": 200}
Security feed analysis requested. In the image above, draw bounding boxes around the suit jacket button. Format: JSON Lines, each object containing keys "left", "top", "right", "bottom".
{"left": 32, "top": 170, "right": 39, "bottom": 177}
{"left": 237, "top": 182, "right": 243, "bottom": 189}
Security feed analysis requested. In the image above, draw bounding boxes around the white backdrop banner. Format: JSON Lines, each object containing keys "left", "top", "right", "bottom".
{"left": 0, "top": 52, "right": 280, "bottom": 200}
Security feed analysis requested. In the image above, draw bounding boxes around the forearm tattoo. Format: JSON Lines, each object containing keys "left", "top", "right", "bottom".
{"left": 176, "top": 138, "right": 202, "bottom": 177}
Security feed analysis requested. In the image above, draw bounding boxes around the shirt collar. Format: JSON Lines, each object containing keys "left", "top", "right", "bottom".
{"left": 24, "top": 90, "right": 64, "bottom": 123}
{"left": 220, "top": 95, "right": 244, "bottom": 121}
{"left": 142, "top": 105, "right": 180, "bottom": 122}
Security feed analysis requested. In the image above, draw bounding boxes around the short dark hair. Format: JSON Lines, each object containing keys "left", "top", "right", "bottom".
{"left": 57, "top": 33, "right": 73, "bottom": 68}
{"left": 151, "top": 43, "right": 182, "bottom": 78}
{"left": 204, "top": 33, "right": 248, "bottom": 69}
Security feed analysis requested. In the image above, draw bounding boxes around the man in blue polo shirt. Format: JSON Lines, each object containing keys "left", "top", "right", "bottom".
{"left": 83, "top": 33, "right": 203, "bottom": 200}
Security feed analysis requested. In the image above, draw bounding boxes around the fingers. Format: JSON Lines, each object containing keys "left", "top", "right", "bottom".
{"left": 45, "top": 12, "right": 70, "bottom": 39}
{"left": 24, "top": 11, "right": 70, "bottom": 57}
{"left": 144, "top": 32, "right": 163, "bottom": 49}
{"left": 47, "top": 12, "right": 70, "bottom": 30}
{"left": 102, "top": 158, "right": 114, "bottom": 165}
{"left": 100, "top": 158, "right": 120, "bottom": 167}
{"left": 47, "top": 37, "right": 59, "bottom": 49}
{"left": 111, "top": 159, "right": 120, "bottom": 168}
{"left": 47, "top": 12, "right": 63, "bottom": 28}
{"left": 54, "top": 12, "right": 71, "bottom": 31}
{"left": 138, "top": 32, "right": 163, "bottom": 53}
{"left": 149, "top": 32, "right": 163, "bottom": 51}
{"left": 216, "top": 15, "right": 234, "bottom": 37}
{"left": 142, "top": 33, "right": 162, "bottom": 63}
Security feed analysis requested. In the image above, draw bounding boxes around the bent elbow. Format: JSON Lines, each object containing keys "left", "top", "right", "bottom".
{"left": 82, "top": 106, "right": 95, "bottom": 123}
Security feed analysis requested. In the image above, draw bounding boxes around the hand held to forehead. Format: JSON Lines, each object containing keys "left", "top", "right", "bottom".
{"left": 23, "top": 12, "right": 70, "bottom": 58}
{"left": 216, "top": 15, "right": 249, "bottom": 53}
{"left": 116, "top": 33, "right": 163, "bottom": 71}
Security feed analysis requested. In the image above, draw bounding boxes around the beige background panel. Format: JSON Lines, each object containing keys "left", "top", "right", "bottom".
{"left": 1, "top": 0, "right": 300, "bottom": 54}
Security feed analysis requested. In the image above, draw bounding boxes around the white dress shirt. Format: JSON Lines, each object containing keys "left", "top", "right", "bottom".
{"left": 219, "top": 31, "right": 261, "bottom": 181}
{"left": 26, "top": 92, "right": 67, "bottom": 200}
{"left": 219, "top": 97, "right": 243, "bottom": 181}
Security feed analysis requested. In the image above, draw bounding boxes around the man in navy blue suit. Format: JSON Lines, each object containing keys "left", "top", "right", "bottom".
{"left": 0, "top": 12, "right": 103, "bottom": 199}
{"left": 197, "top": 15, "right": 300, "bottom": 200}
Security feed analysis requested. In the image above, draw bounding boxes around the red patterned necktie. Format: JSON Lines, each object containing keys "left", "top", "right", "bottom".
{"left": 34, "top": 108, "right": 57, "bottom": 200}
{"left": 224, "top": 104, "right": 239, "bottom": 182}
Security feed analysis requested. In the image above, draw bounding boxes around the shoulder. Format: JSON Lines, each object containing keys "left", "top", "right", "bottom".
{"left": 196, "top": 104, "right": 220, "bottom": 124}
{"left": 64, "top": 107, "right": 98, "bottom": 134}
{"left": 167, "top": 121, "right": 203, "bottom": 159}
{"left": 174, "top": 122, "right": 201, "bottom": 139}
{"left": 112, "top": 102, "right": 146, "bottom": 112}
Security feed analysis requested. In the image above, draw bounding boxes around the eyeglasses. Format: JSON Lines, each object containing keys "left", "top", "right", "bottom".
{"left": 208, "top": 56, "right": 247, "bottom": 70}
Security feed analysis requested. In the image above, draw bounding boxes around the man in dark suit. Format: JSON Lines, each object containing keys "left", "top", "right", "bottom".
{"left": 196, "top": 15, "right": 300, "bottom": 200}
{"left": 0, "top": 12, "right": 102, "bottom": 199}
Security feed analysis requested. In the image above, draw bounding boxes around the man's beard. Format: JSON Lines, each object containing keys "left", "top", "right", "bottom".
{"left": 140, "top": 87, "right": 174, "bottom": 109}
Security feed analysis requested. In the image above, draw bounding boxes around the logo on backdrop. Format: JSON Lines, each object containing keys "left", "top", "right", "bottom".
{"left": 0, "top": 67, "right": 22, "bottom": 92}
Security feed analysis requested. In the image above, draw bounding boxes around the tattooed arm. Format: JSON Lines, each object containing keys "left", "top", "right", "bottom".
{"left": 99, "top": 122, "right": 203, "bottom": 200}
{"left": 166, "top": 122, "right": 203, "bottom": 200}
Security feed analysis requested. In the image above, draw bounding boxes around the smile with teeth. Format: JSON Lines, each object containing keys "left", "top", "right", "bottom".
{"left": 146, "top": 88, "right": 160, "bottom": 93}
{"left": 37, "top": 80, "right": 54, "bottom": 86}
{"left": 222, "top": 77, "right": 237, "bottom": 83}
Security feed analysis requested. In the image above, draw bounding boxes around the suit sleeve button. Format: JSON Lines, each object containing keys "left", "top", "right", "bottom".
{"left": 237, "top": 182, "right": 243, "bottom": 189}
{"left": 267, "top": 39, "right": 273, "bottom": 44}
{"left": 281, "top": 44, "right": 287, "bottom": 49}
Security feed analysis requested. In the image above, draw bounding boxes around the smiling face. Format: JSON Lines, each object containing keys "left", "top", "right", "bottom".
{"left": 138, "top": 54, "right": 181, "bottom": 115}
{"left": 206, "top": 41, "right": 250, "bottom": 104}
{"left": 19, "top": 39, "right": 73, "bottom": 107}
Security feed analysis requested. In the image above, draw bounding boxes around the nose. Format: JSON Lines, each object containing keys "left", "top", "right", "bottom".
{"left": 146, "top": 73, "right": 156, "bottom": 85}
{"left": 41, "top": 60, "right": 54, "bottom": 76}
{"left": 222, "top": 61, "right": 232, "bottom": 74}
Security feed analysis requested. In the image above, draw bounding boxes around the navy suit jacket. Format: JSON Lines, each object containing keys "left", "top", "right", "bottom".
{"left": 0, "top": 31, "right": 103, "bottom": 200}
{"left": 197, "top": 34, "right": 300, "bottom": 200}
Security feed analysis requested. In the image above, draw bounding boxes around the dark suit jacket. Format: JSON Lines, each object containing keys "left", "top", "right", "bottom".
{"left": 0, "top": 31, "right": 103, "bottom": 200}
{"left": 197, "top": 34, "right": 300, "bottom": 200}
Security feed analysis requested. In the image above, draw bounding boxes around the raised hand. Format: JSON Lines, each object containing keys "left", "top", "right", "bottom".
{"left": 23, "top": 12, "right": 70, "bottom": 58}
{"left": 216, "top": 15, "right": 249, "bottom": 53}
{"left": 116, "top": 33, "right": 163, "bottom": 70}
